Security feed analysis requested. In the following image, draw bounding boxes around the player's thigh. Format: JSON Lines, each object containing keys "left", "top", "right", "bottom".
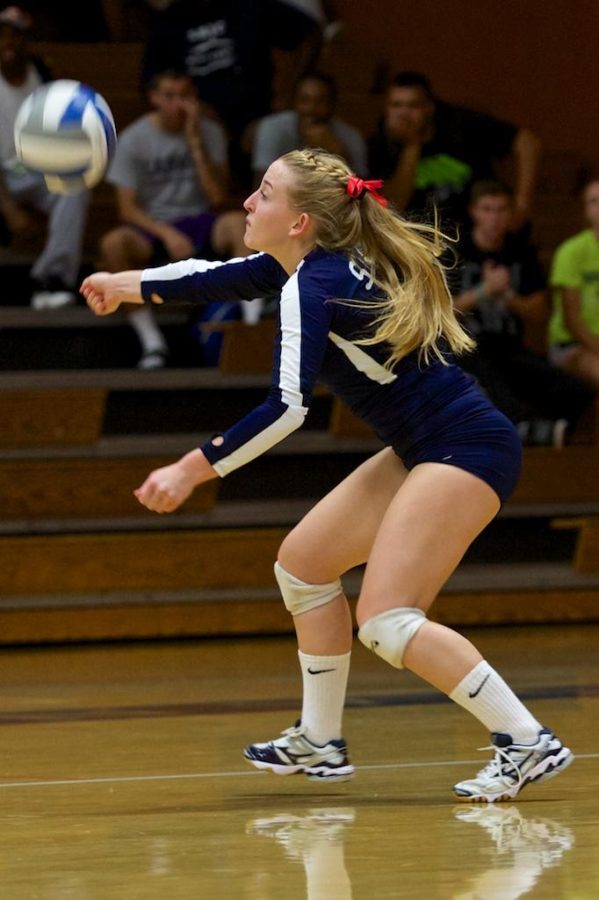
{"left": 278, "top": 447, "right": 409, "bottom": 583}
{"left": 356, "top": 462, "right": 501, "bottom": 623}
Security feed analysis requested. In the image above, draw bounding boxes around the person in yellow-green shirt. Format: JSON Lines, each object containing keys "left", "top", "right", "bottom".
{"left": 549, "top": 179, "right": 599, "bottom": 390}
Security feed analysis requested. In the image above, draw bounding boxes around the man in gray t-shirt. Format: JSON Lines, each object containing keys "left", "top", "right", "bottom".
{"left": 108, "top": 106, "right": 227, "bottom": 224}
{"left": 252, "top": 72, "right": 368, "bottom": 186}
{"left": 101, "top": 69, "right": 251, "bottom": 367}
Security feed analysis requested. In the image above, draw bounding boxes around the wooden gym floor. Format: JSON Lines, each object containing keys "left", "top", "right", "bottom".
{"left": 0, "top": 623, "right": 597, "bottom": 898}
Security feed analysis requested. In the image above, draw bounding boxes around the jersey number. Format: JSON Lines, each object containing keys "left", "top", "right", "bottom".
{"left": 349, "top": 260, "right": 374, "bottom": 290}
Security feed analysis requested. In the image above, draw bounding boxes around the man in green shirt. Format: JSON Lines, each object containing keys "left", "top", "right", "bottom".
{"left": 549, "top": 179, "right": 599, "bottom": 390}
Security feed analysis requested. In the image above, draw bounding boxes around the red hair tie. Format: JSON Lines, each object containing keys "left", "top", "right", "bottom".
{"left": 346, "top": 176, "right": 388, "bottom": 207}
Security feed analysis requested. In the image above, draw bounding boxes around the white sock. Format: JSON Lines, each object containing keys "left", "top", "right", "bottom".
{"left": 298, "top": 650, "right": 351, "bottom": 745}
{"left": 241, "top": 297, "right": 264, "bottom": 324}
{"left": 128, "top": 306, "right": 168, "bottom": 354}
{"left": 449, "top": 660, "right": 542, "bottom": 743}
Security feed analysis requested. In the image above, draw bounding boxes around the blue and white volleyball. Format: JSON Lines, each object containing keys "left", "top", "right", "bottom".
{"left": 14, "top": 79, "right": 117, "bottom": 195}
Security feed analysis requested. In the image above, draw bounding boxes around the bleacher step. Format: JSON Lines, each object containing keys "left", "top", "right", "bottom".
{"left": 0, "top": 561, "right": 596, "bottom": 644}
{"left": 2, "top": 561, "right": 595, "bottom": 609}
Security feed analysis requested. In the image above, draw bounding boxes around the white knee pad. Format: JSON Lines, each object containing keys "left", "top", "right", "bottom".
{"left": 358, "top": 607, "right": 426, "bottom": 669}
{"left": 274, "top": 561, "right": 343, "bottom": 616}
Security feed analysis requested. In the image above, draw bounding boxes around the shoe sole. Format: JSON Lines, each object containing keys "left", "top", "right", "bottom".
{"left": 244, "top": 757, "right": 355, "bottom": 782}
{"left": 454, "top": 747, "right": 574, "bottom": 803}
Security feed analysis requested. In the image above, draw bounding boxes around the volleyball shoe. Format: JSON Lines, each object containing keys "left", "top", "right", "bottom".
{"left": 243, "top": 721, "right": 354, "bottom": 782}
{"left": 453, "top": 727, "right": 573, "bottom": 802}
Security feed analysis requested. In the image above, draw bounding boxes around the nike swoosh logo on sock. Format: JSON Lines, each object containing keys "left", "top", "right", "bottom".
{"left": 468, "top": 673, "right": 491, "bottom": 698}
{"left": 307, "top": 667, "right": 336, "bottom": 675}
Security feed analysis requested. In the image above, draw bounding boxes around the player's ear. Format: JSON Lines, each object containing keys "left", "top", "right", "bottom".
{"left": 289, "top": 212, "right": 312, "bottom": 239}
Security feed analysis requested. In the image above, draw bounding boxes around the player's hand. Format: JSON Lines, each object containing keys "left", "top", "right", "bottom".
{"left": 180, "top": 96, "right": 202, "bottom": 140}
{"left": 81, "top": 270, "right": 144, "bottom": 315}
{"left": 134, "top": 449, "right": 218, "bottom": 513}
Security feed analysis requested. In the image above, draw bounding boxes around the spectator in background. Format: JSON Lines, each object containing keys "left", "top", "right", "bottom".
{"left": 140, "top": 0, "right": 324, "bottom": 190}
{"left": 0, "top": 5, "right": 90, "bottom": 308}
{"left": 549, "top": 178, "right": 599, "bottom": 393}
{"left": 452, "top": 180, "right": 593, "bottom": 446}
{"left": 252, "top": 71, "right": 367, "bottom": 186}
{"left": 368, "top": 71, "right": 541, "bottom": 234}
{"left": 100, "top": 69, "right": 253, "bottom": 368}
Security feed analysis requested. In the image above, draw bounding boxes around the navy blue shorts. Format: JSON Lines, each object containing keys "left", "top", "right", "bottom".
{"left": 133, "top": 212, "right": 218, "bottom": 262}
{"left": 398, "top": 408, "right": 523, "bottom": 505}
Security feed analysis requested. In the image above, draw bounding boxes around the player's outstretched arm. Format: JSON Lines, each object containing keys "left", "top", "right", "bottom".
{"left": 81, "top": 270, "right": 149, "bottom": 315}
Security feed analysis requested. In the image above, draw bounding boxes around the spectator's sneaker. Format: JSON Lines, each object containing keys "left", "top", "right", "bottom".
{"left": 31, "top": 288, "right": 76, "bottom": 310}
{"left": 453, "top": 728, "right": 573, "bottom": 803}
{"left": 137, "top": 348, "right": 168, "bottom": 370}
{"left": 30, "top": 276, "right": 77, "bottom": 310}
{"left": 243, "top": 722, "right": 355, "bottom": 782}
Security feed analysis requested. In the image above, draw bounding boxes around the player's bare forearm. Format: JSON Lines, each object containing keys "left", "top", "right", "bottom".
{"left": 134, "top": 449, "right": 218, "bottom": 513}
{"left": 81, "top": 270, "right": 149, "bottom": 315}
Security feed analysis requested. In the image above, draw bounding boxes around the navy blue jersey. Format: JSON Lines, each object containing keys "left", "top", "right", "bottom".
{"left": 141, "top": 249, "right": 522, "bottom": 501}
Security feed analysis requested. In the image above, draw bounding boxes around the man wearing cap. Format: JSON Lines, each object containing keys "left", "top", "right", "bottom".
{"left": 0, "top": 5, "right": 90, "bottom": 308}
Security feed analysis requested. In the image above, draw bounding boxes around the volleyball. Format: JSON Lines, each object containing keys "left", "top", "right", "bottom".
{"left": 14, "top": 79, "right": 117, "bottom": 195}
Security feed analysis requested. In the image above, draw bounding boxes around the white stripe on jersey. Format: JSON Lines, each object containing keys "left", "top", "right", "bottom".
{"left": 278, "top": 268, "right": 307, "bottom": 408}
{"left": 212, "top": 406, "right": 306, "bottom": 477}
{"left": 212, "top": 265, "right": 308, "bottom": 476}
{"left": 328, "top": 331, "right": 397, "bottom": 384}
{"left": 141, "top": 253, "right": 264, "bottom": 285}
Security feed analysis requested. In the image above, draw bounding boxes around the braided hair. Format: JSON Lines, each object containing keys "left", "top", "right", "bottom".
{"left": 281, "top": 148, "right": 474, "bottom": 366}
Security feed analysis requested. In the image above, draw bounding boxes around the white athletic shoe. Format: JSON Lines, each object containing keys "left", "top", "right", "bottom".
{"left": 453, "top": 727, "right": 574, "bottom": 802}
{"left": 137, "top": 348, "right": 168, "bottom": 370}
{"left": 243, "top": 722, "right": 355, "bottom": 782}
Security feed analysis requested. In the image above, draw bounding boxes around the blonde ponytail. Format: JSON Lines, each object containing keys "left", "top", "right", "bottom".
{"left": 281, "top": 149, "right": 474, "bottom": 366}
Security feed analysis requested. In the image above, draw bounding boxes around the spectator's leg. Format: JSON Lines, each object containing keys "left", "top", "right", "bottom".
{"left": 30, "top": 184, "right": 90, "bottom": 290}
{"left": 211, "top": 211, "right": 263, "bottom": 324}
{"left": 101, "top": 225, "right": 168, "bottom": 368}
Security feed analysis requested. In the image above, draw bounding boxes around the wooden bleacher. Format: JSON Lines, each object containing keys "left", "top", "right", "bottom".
{"left": 0, "top": 327, "right": 596, "bottom": 643}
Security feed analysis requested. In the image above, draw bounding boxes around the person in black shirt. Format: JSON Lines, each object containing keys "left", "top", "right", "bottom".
{"left": 141, "top": 0, "right": 322, "bottom": 140}
{"left": 368, "top": 71, "right": 541, "bottom": 234}
{"left": 452, "top": 180, "right": 593, "bottom": 445}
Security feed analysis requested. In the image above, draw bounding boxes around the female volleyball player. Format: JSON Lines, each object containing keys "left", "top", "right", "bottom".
{"left": 82, "top": 149, "right": 573, "bottom": 802}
